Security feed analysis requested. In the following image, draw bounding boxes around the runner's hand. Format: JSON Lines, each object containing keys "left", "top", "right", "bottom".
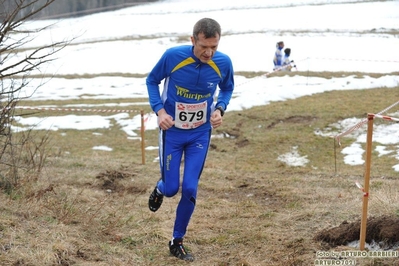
{"left": 210, "top": 110, "right": 222, "bottom": 129}
{"left": 157, "top": 109, "right": 175, "bottom": 130}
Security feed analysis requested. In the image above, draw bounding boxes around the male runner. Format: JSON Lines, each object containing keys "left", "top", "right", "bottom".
{"left": 146, "top": 17, "right": 235, "bottom": 261}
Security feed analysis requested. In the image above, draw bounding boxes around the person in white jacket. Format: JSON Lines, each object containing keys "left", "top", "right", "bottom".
{"left": 273, "top": 41, "right": 284, "bottom": 70}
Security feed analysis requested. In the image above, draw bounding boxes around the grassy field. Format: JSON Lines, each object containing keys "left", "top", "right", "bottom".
{"left": 0, "top": 72, "right": 399, "bottom": 265}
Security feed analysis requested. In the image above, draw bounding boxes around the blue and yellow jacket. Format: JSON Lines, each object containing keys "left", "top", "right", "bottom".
{"left": 146, "top": 45, "right": 234, "bottom": 131}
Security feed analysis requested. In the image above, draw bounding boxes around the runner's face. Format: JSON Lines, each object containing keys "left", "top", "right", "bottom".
{"left": 191, "top": 33, "right": 220, "bottom": 63}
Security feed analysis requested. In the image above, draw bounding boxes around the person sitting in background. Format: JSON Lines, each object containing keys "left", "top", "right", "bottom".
{"left": 273, "top": 41, "right": 284, "bottom": 71}
{"left": 282, "top": 48, "right": 292, "bottom": 71}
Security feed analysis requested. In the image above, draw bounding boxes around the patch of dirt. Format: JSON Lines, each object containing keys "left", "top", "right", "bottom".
{"left": 211, "top": 122, "right": 249, "bottom": 150}
{"left": 267, "top": 115, "right": 317, "bottom": 129}
{"left": 95, "top": 167, "right": 146, "bottom": 194}
{"left": 201, "top": 178, "right": 282, "bottom": 209}
{"left": 96, "top": 169, "right": 132, "bottom": 190}
{"left": 236, "top": 138, "right": 249, "bottom": 147}
{"left": 314, "top": 215, "right": 399, "bottom": 248}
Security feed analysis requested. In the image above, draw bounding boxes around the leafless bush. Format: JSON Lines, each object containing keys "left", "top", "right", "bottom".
{"left": 0, "top": 0, "right": 70, "bottom": 192}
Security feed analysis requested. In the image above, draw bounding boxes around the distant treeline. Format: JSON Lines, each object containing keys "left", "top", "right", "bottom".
{"left": 1, "top": 0, "right": 159, "bottom": 20}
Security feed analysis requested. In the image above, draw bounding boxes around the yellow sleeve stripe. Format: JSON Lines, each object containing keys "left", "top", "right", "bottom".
{"left": 171, "top": 57, "right": 196, "bottom": 73}
{"left": 207, "top": 60, "right": 222, "bottom": 78}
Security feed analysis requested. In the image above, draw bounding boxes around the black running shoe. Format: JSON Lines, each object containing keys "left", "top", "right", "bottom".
{"left": 148, "top": 187, "right": 163, "bottom": 212}
{"left": 169, "top": 239, "right": 194, "bottom": 261}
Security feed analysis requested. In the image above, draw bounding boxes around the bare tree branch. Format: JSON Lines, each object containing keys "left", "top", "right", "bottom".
{"left": 0, "top": 0, "right": 71, "bottom": 190}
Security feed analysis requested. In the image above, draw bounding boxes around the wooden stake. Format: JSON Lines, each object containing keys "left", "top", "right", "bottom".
{"left": 359, "top": 114, "right": 374, "bottom": 250}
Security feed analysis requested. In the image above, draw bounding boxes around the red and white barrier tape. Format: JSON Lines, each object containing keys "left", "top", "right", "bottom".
{"left": 312, "top": 57, "right": 399, "bottom": 63}
{"left": 335, "top": 100, "right": 399, "bottom": 145}
{"left": 12, "top": 106, "right": 142, "bottom": 113}
{"left": 355, "top": 181, "right": 368, "bottom": 197}
{"left": 8, "top": 105, "right": 156, "bottom": 130}
{"left": 370, "top": 113, "right": 399, "bottom": 122}
{"left": 235, "top": 58, "right": 306, "bottom": 88}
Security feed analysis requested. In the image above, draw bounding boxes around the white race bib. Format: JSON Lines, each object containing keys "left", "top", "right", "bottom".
{"left": 174, "top": 101, "right": 207, "bottom": 129}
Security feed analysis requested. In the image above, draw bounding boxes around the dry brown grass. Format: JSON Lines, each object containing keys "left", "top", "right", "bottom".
{"left": 0, "top": 81, "right": 398, "bottom": 265}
